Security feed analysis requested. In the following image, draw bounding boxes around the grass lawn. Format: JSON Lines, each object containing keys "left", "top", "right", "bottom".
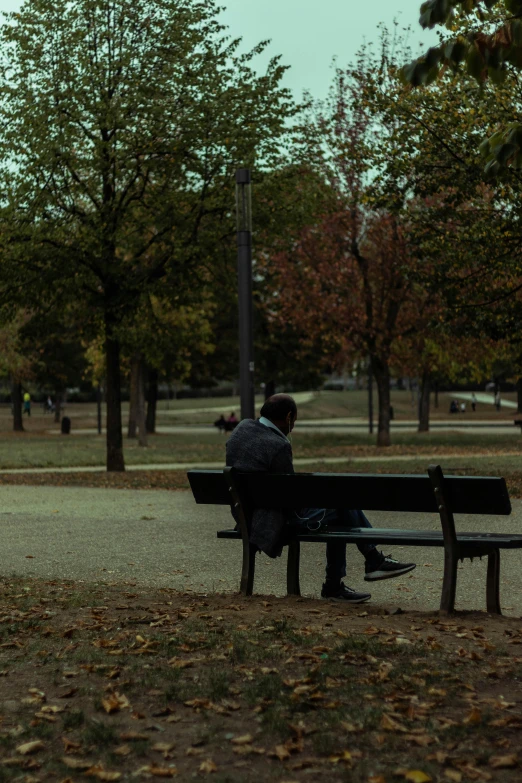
{"left": 153, "top": 390, "right": 519, "bottom": 423}
{"left": 0, "top": 430, "right": 520, "bottom": 470}
{"left": 0, "top": 389, "right": 517, "bottom": 431}
{"left": 0, "top": 433, "right": 225, "bottom": 470}
{"left": 0, "top": 577, "right": 521, "bottom": 783}
{"left": 293, "top": 390, "right": 518, "bottom": 422}
{"left": 0, "top": 430, "right": 521, "bottom": 495}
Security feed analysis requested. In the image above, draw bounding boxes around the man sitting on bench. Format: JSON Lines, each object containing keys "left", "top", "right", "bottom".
{"left": 226, "top": 394, "right": 416, "bottom": 604}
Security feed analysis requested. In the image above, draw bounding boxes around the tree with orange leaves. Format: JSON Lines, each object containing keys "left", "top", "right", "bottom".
{"left": 262, "top": 206, "right": 431, "bottom": 446}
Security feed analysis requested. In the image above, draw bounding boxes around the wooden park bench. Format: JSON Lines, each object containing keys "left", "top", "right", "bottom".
{"left": 188, "top": 465, "right": 522, "bottom": 615}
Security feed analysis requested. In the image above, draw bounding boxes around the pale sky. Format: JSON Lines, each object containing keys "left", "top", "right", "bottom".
{"left": 219, "top": 0, "right": 435, "bottom": 100}
{"left": 0, "top": 0, "right": 434, "bottom": 102}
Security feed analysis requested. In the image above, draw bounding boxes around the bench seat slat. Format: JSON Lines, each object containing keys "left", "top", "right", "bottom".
{"left": 216, "top": 527, "right": 522, "bottom": 549}
{"left": 189, "top": 470, "right": 511, "bottom": 516}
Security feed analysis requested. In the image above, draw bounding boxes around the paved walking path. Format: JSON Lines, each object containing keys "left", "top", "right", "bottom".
{"left": 1, "top": 449, "right": 521, "bottom": 474}
{"left": 1, "top": 485, "right": 521, "bottom": 616}
{"left": 453, "top": 392, "right": 517, "bottom": 409}
{"left": 159, "top": 391, "right": 316, "bottom": 416}
{"left": 48, "top": 419, "right": 521, "bottom": 437}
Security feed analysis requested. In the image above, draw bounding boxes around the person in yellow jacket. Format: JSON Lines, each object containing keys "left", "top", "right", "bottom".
{"left": 23, "top": 391, "right": 31, "bottom": 417}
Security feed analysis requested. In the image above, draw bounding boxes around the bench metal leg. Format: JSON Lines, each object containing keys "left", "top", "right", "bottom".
{"left": 486, "top": 549, "right": 502, "bottom": 615}
{"left": 440, "top": 549, "right": 458, "bottom": 614}
{"left": 240, "top": 542, "right": 256, "bottom": 596}
{"left": 286, "top": 540, "right": 301, "bottom": 596}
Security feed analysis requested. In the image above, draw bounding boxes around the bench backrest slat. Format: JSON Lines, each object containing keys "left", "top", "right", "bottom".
{"left": 188, "top": 470, "right": 511, "bottom": 516}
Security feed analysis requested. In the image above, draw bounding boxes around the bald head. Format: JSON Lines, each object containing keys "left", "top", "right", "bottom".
{"left": 260, "top": 394, "right": 297, "bottom": 436}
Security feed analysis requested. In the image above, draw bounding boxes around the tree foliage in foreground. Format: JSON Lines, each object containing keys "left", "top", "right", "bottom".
{"left": 404, "top": 1, "right": 522, "bottom": 174}
{"left": 0, "top": 0, "right": 295, "bottom": 469}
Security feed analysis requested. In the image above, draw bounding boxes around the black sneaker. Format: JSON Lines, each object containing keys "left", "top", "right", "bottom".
{"left": 364, "top": 553, "right": 416, "bottom": 582}
{"left": 321, "top": 581, "right": 371, "bottom": 604}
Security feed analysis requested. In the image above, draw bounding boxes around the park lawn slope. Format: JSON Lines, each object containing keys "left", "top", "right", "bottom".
{"left": 1, "top": 454, "right": 522, "bottom": 497}
{"left": 0, "top": 578, "right": 521, "bottom": 782}
{"left": 0, "top": 431, "right": 520, "bottom": 469}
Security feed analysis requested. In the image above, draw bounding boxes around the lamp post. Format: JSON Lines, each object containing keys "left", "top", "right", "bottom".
{"left": 236, "top": 168, "right": 255, "bottom": 420}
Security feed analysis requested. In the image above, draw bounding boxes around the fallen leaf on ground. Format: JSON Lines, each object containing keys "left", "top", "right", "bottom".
{"left": 231, "top": 735, "right": 253, "bottom": 745}
{"left": 329, "top": 750, "right": 352, "bottom": 764}
{"left": 101, "top": 692, "right": 130, "bottom": 714}
{"left": 199, "top": 759, "right": 217, "bottom": 773}
{"left": 85, "top": 766, "right": 121, "bottom": 781}
{"left": 61, "top": 757, "right": 96, "bottom": 770}
{"left": 119, "top": 732, "right": 149, "bottom": 741}
{"left": 16, "top": 741, "right": 44, "bottom": 755}
{"left": 396, "top": 771, "right": 432, "bottom": 783}
{"left": 341, "top": 721, "right": 363, "bottom": 733}
{"left": 444, "top": 771, "right": 462, "bottom": 782}
{"left": 489, "top": 754, "right": 518, "bottom": 769}
{"left": 271, "top": 745, "right": 291, "bottom": 761}
{"left": 167, "top": 657, "right": 194, "bottom": 669}
{"left": 142, "top": 766, "right": 178, "bottom": 777}
{"left": 152, "top": 743, "right": 175, "bottom": 753}
{"left": 61, "top": 737, "right": 81, "bottom": 752}
{"left": 113, "top": 745, "right": 132, "bottom": 757}
{"left": 463, "top": 707, "right": 482, "bottom": 725}
{"left": 381, "top": 714, "right": 408, "bottom": 732}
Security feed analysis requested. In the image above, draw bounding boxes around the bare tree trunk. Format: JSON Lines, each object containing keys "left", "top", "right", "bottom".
{"left": 418, "top": 372, "right": 430, "bottom": 433}
{"left": 12, "top": 380, "right": 23, "bottom": 432}
{"left": 146, "top": 368, "right": 158, "bottom": 434}
{"left": 128, "top": 354, "right": 139, "bottom": 439}
{"left": 54, "top": 390, "right": 63, "bottom": 424}
{"left": 137, "top": 360, "right": 148, "bottom": 447}
{"left": 368, "top": 357, "right": 374, "bottom": 435}
{"left": 517, "top": 378, "right": 522, "bottom": 414}
{"left": 264, "top": 380, "right": 275, "bottom": 400}
{"left": 96, "top": 384, "right": 102, "bottom": 435}
{"left": 372, "top": 356, "right": 391, "bottom": 447}
{"left": 105, "top": 308, "right": 125, "bottom": 472}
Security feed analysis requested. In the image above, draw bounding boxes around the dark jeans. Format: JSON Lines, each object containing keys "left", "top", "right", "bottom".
{"left": 290, "top": 507, "right": 378, "bottom": 584}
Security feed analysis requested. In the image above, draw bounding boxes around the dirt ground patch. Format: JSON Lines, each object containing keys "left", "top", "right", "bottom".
{"left": 1, "top": 466, "right": 522, "bottom": 500}
{"left": 1, "top": 578, "right": 522, "bottom": 782}
{"left": 0, "top": 470, "right": 190, "bottom": 491}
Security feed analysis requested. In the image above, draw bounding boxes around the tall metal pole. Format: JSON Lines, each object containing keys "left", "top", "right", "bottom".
{"left": 236, "top": 169, "right": 255, "bottom": 420}
{"left": 368, "top": 356, "right": 374, "bottom": 435}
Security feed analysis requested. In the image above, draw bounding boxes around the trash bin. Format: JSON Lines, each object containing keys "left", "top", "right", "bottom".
{"left": 61, "top": 416, "right": 71, "bottom": 435}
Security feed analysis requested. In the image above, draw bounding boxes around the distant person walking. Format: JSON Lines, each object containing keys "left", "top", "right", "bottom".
{"left": 214, "top": 415, "right": 226, "bottom": 434}
{"left": 226, "top": 412, "right": 239, "bottom": 432}
{"left": 460, "top": 401, "right": 466, "bottom": 413}
{"left": 471, "top": 393, "right": 477, "bottom": 412}
{"left": 495, "top": 391, "right": 501, "bottom": 412}
{"left": 23, "top": 391, "right": 31, "bottom": 417}
{"left": 450, "top": 400, "right": 458, "bottom": 414}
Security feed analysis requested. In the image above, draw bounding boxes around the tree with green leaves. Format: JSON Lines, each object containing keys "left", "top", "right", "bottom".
{"left": 122, "top": 291, "right": 214, "bottom": 441}
{"left": 0, "top": 310, "right": 36, "bottom": 431}
{"left": 400, "top": 2, "right": 522, "bottom": 374}
{"left": 21, "top": 309, "right": 88, "bottom": 423}
{"left": 0, "top": 0, "right": 295, "bottom": 470}
{"left": 259, "top": 41, "right": 448, "bottom": 446}
{"left": 404, "top": 1, "right": 522, "bottom": 173}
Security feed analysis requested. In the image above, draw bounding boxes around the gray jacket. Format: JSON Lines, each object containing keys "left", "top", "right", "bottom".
{"left": 225, "top": 418, "right": 294, "bottom": 558}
